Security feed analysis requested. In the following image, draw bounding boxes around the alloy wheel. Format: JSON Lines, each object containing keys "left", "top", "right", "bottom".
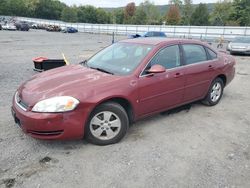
{"left": 90, "top": 111, "right": 121, "bottom": 140}
{"left": 210, "top": 82, "right": 222, "bottom": 102}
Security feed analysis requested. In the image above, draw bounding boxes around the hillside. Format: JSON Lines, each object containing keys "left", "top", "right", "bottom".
{"left": 104, "top": 3, "right": 215, "bottom": 15}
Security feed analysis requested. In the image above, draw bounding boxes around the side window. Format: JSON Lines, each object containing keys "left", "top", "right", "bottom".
{"left": 182, "top": 44, "right": 208, "bottom": 65}
{"left": 149, "top": 45, "right": 181, "bottom": 70}
{"left": 207, "top": 48, "right": 217, "bottom": 60}
{"left": 153, "top": 32, "right": 159, "bottom": 37}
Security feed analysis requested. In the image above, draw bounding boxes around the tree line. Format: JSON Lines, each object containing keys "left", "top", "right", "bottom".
{"left": 0, "top": 0, "right": 249, "bottom": 26}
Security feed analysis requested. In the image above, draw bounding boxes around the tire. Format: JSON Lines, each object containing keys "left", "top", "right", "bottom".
{"left": 202, "top": 78, "right": 224, "bottom": 106}
{"left": 85, "top": 102, "right": 129, "bottom": 145}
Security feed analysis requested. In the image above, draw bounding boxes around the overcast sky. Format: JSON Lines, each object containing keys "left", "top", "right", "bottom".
{"left": 59, "top": 0, "right": 218, "bottom": 7}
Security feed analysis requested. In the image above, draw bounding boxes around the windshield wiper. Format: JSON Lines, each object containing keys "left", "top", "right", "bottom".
{"left": 90, "top": 67, "right": 114, "bottom": 75}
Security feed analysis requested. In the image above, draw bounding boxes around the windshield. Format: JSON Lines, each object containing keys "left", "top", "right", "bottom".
{"left": 87, "top": 42, "right": 153, "bottom": 75}
{"left": 232, "top": 37, "right": 250, "bottom": 43}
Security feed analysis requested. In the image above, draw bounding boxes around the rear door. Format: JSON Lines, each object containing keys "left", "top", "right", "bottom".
{"left": 138, "top": 44, "right": 186, "bottom": 116}
{"left": 181, "top": 44, "right": 218, "bottom": 102}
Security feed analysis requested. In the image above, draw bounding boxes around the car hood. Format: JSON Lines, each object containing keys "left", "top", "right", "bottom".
{"left": 18, "top": 65, "right": 125, "bottom": 106}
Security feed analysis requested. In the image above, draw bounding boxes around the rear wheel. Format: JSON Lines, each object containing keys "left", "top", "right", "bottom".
{"left": 85, "top": 102, "right": 129, "bottom": 145}
{"left": 202, "top": 78, "right": 224, "bottom": 106}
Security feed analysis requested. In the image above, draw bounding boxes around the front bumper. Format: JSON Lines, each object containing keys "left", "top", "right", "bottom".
{"left": 11, "top": 101, "right": 88, "bottom": 140}
{"left": 229, "top": 49, "right": 250, "bottom": 54}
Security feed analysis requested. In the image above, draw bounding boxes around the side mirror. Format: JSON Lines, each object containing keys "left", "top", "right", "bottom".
{"left": 147, "top": 64, "right": 166, "bottom": 74}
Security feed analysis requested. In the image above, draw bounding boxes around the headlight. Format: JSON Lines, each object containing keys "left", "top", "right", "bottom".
{"left": 32, "top": 96, "right": 79, "bottom": 112}
{"left": 227, "top": 43, "right": 232, "bottom": 50}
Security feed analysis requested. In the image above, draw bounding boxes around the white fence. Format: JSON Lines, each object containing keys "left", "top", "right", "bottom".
{"left": 13, "top": 16, "right": 250, "bottom": 40}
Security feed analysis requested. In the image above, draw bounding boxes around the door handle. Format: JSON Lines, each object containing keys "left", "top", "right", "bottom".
{"left": 208, "top": 65, "right": 214, "bottom": 69}
{"left": 174, "top": 72, "right": 182, "bottom": 78}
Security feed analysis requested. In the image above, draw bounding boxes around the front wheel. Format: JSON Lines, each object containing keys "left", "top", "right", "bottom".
{"left": 202, "top": 78, "right": 224, "bottom": 106}
{"left": 85, "top": 102, "right": 129, "bottom": 145}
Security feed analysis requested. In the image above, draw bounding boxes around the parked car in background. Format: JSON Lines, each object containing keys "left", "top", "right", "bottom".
{"left": 61, "top": 27, "right": 78, "bottom": 33}
{"left": 36, "top": 24, "right": 47, "bottom": 30}
{"left": 12, "top": 38, "right": 235, "bottom": 145}
{"left": 227, "top": 36, "right": 250, "bottom": 55}
{"left": 31, "top": 23, "right": 38, "bottom": 29}
{"left": 129, "top": 31, "right": 167, "bottom": 38}
{"left": 2, "top": 23, "right": 16, "bottom": 31}
{"left": 46, "top": 25, "right": 61, "bottom": 32}
{"left": 15, "top": 22, "right": 29, "bottom": 31}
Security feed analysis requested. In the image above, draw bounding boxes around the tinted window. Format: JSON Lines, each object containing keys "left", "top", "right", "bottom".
{"left": 153, "top": 32, "right": 160, "bottom": 37}
{"left": 149, "top": 45, "right": 181, "bottom": 69}
{"left": 207, "top": 48, "right": 217, "bottom": 60}
{"left": 152, "top": 32, "right": 165, "bottom": 37}
{"left": 183, "top": 44, "right": 207, "bottom": 65}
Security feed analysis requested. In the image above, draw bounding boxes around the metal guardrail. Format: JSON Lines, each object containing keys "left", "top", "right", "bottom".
{"left": 3, "top": 16, "right": 250, "bottom": 40}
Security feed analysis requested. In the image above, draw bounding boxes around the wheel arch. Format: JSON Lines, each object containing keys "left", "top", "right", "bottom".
{"left": 91, "top": 97, "right": 135, "bottom": 124}
{"left": 217, "top": 74, "right": 227, "bottom": 86}
{"left": 203, "top": 74, "right": 227, "bottom": 100}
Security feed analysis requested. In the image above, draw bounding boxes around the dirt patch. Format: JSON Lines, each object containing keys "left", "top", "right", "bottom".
{"left": 1, "top": 41, "right": 12, "bottom": 44}
{"left": 128, "top": 128, "right": 145, "bottom": 142}
{"left": 237, "top": 72, "right": 249, "bottom": 76}
{"left": 39, "top": 156, "right": 52, "bottom": 164}
{"left": 243, "top": 151, "right": 250, "bottom": 160}
{"left": 39, "top": 156, "right": 59, "bottom": 165}
{"left": 2, "top": 178, "right": 15, "bottom": 188}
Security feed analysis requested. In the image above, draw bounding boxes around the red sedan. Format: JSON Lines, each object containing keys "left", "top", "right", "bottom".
{"left": 12, "top": 38, "right": 235, "bottom": 145}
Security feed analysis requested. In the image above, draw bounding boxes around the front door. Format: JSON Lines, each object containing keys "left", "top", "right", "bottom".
{"left": 138, "top": 45, "right": 185, "bottom": 116}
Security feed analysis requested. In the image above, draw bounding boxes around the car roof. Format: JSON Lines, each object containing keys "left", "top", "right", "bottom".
{"left": 120, "top": 38, "right": 202, "bottom": 46}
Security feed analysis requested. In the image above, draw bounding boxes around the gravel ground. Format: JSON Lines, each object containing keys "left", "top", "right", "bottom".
{"left": 0, "top": 30, "right": 250, "bottom": 188}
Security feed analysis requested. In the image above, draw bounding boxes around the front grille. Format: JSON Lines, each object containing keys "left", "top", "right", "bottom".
{"left": 19, "top": 100, "right": 28, "bottom": 109}
{"left": 27, "top": 130, "right": 63, "bottom": 136}
{"left": 15, "top": 92, "right": 28, "bottom": 111}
